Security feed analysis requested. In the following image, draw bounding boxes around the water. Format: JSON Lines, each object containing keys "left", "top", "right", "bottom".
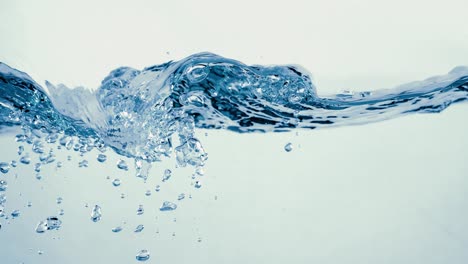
{"left": 0, "top": 53, "right": 467, "bottom": 262}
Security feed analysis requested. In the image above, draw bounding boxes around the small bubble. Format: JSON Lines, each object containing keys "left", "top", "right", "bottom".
{"left": 112, "top": 226, "right": 123, "bottom": 233}
{"left": 97, "top": 154, "right": 107, "bottom": 163}
{"left": 19, "top": 155, "right": 31, "bottom": 165}
{"left": 56, "top": 161, "right": 63, "bottom": 168}
{"left": 35, "top": 174, "right": 42, "bottom": 180}
{"left": 177, "top": 193, "right": 185, "bottom": 201}
{"left": 120, "top": 193, "right": 126, "bottom": 199}
{"left": 155, "top": 185, "right": 161, "bottom": 192}
{"left": 0, "top": 162, "right": 10, "bottom": 174}
{"left": 134, "top": 224, "right": 144, "bottom": 233}
{"left": 34, "top": 163, "right": 41, "bottom": 172}
{"left": 194, "top": 181, "right": 202, "bottom": 189}
{"left": 136, "top": 205, "right": 144, "bottom": 215}
{"left": 145, "top": 190, "right": 151, "bottom": 196}
{"left": 67, "top": 155, "right": 72, "bottom": 161}
{"left": 78, "top": 160, "right": 88, "bottom": 168}
{"left": 90, "top": 205, "right": 102, "bottom": 222}
{"left": 160, "top": 201, "right": 177, "bottom": 211}
{"left": 58, "top": 209, "right": 64, "bottom": 216}
{"left": 35, "top": 221, "right": 48, "bottom": 233}
{"left": 284, "top": 142, "right": 293, "bottom": 152}
{"left": 17, "top": 146, "right": 24, "bottom": 155}
{"left": 38, "top": 250, "right": 44, "bottom": 255}
{"left": 112, "top": 179, "right": 121, "bottom": 187}
{"left": 197, "top": 237, "right": 202, "bottom": 243}
{"left": 10, "top": 160, "right": 17, "bottom": 168}
{"left": 46, "top": 216, "right": 62, "bottom": 230}
{"left": 27, "top": 202, "right": 32, "bottom": 207}
{"left": 162, "top": 169, "right": 171, "bottom": 182}
{"left": 117, "top": 160, "right": 128, "bottom": 171}
{"left": 0, "top": 180, "right": 7, "bottom": 191}
{"left": 11, "top": 210, "right": 20, "bottom": 218}
{"left": 135, "top": 249, "right": 150, "bottom": 261}
{"left": 56, "top": 197, "right": 63, "bottom": 204}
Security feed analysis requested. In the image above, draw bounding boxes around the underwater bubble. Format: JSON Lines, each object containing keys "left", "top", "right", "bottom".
{"left": 19, "top": 155, "right": 31, "bottom": 165}
{"left": 97, "top": 154, "right": 107, "bottom": 163}
{"left": 160, "top": 201, "right": 177, "bottom": 211}
{"left": 145, "top": 190, "right": 151, "bottom": 196}
{"left": 10, "top": 160, "right": 17, "bottom": 168}
{"left": 136, "top": 205, "right": 144, "bottom": 215}
{"left": 197, "top": 237, "right": 202, "bottom": 243}
{"left": 0, "top": 162, "right": 10, "bottom": 174}
{"left": 194, "top": 181, "right": 202, "bottom": 189}
{"left": 134, "top": 224, "right": 144, "bottom": 233}
{"left": 120, "top": 193, "right": 126, "bottom": 199}
{"left": 17, "top": 146, "right": 24, "bottom": 155}
{"left": 58, "top": 209, "right": 64, "bottom": 215}
{"left": 0, "top": 180, "right": 7, "bottom": 191}
{"left": 56, "top": 161, "right": 63, "bottom": 168}
{"left": 117, "top": 160, "right": 128, "bottom": 171}
{"left": 162, "top": 169, "right": 171, "bottom": 182}
{"left": 135, "top": 249, "right": 150, "bottom": 262}
{"left": 177, "top": 193, "right": 185, "bottom": 201}
{"left": 35, "top": 221, "right": 48, "bottom": 233}
{"left": 90, "top": 205, "right": 102, "bottom": 222}
{"left": 34, "top": 163, "right": 41, "bottom": 172}
{"left": 32, "top": 140, "right": 44, "bottom": 154}
{"left": 195, "top": 166, "right": 205, "bottom": 176}
{"left": 284, "top": 142, "right": 293, "bottom": 152}
{"left": 11, "top": 210, "right": 20, "bottom": 218}
{"left": 154, "top": 185, "right": 161, "bottom": 192}
{"left": 78, "top": 160, "right": 89, "bottom": 168}
{"left": 175, "top": 138, "right": 208, "bottom": 167}
{"left": 46, "top": 216, "right": 62, "bottom": 230}
{"left": 56, "top": 197, "right": 63, "bottom": 204}
{"left": 27, "top": 202, "right": 32, "bottom": 207}
{"left": 112, "top": 226, "right": 123, "bottom": 233}
{"left": 112, "top": 179, "right": 121, "bottom": 187}
{"left": 38, "top": 250, "right": 44, "bottom": 255}
{"left": 35, "top": 174, "right": 43, "bottom": 180}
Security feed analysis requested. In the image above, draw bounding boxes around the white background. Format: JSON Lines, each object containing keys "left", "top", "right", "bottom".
{"left": 1, "top": 0, "right": 468, "bottom": 263}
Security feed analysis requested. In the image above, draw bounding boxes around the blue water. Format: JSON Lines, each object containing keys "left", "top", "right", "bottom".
{"left": 1, "top": 53, "right": 467, "bottom": 165}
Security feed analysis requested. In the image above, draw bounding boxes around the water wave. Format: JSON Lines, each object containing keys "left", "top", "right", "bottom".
{"left": 1, "top": 52, "right": 467, "bottom": 164}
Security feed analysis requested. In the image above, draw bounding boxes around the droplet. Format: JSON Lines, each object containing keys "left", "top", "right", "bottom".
{"left": 10, "top": 160, "right": 17, "bottom": 168}
{"left": 35, "top": 174, "right": 43, "bottom": 180}
{"left": 0, "top": 180, "right": 7, "bottom": 192}
{"left": 160, "top": 201, "right": 177, "bottom": 211}
{"left": 154, "top": 185, "right": 161, "bottom": 192}
{"left": 56, "top": 197, "right": 63, "bottom": 204}
{"left": 162, "top": 169, "right": 171, "bottom": 182}
{"left": 134, "top": 224, "right": 144, "bottom": 233}
{"left": 136, "top": 205, "right": 144, "bottom": 215}
{"left": 145, "top": 190, "right": 151, "bottom": 196}
{"left": 112, "top": 179, "right": 121, "bottom": 187}
{"left": 117, "top": 160, "right": 128, "bottom": 171}
{"left": 112, "top": 226, "right": 123, "bottom": 233}
{"left": 177, "top": 193, "right": 185, "bottom": 201}
{"left": 284, "top": 142, "right": 293, "bottom": 152}
{"left": 90, "top": 205, "right": 102, "bottom": 222}
{"left": 11, "top": 210, "right": 20, "bottom": 218}
{"left": 27, "top": 202, "right": 32, "bottom": 207}
{"left": 0, "top": 162, "right": 10, "bottom": 174}
{"left": 56, "top": 161, "right": 63, "bottom": 168}
{"left": 58, "top": 209, "right": 64, "bottom": 216}
{"left": 97, "top": 154, "right": 107, "bottom": 163}
{"left": 135, "top": 249, "right": 150, "bottom": 261}
{"left": 78, "top": 160, "right": 88, "bottom": 168}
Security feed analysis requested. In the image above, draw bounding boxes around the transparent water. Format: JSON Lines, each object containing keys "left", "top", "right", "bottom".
{"left": 0, "top": 54, "right": 467, "bottom": 263}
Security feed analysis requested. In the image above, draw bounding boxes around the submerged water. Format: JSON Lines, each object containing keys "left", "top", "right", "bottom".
{"left": 0, "top": 53, "right": 467, "bottom": 262}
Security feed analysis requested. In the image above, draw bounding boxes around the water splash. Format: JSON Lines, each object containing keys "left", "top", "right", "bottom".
{"left": 1, "top": 53, "right": 466, "bottom": 168}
